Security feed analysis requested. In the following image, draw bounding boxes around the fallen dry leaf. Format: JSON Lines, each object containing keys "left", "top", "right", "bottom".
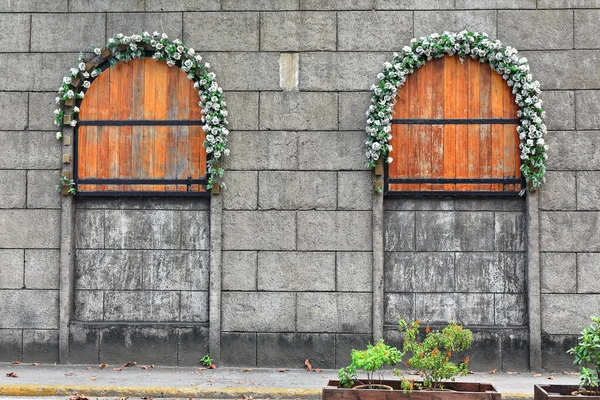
{"left": 140, "top": 365, "right": 147, "bottom": 370}
{"left": 489, "top": 369, "right": 497, "bottom": 374}
{"left": 241, "top": 368, "right": 253, "bottom": 372}
{"left": 89, "top": 376, "right": 97, "bottom": 381}
{"left": 31, "top": 363, "right": 40, "bottom": 367}
{"left": 86, "top": 366, "right": 92, "bottom": 370}
{"left": 507, "top": 371, "right": 521, "bottom": 375}
{"left": 122, "top": 361, "right": 137, "bottom": 367}
{"left": 98, "top": 363, "right": 109, "bottom": 369}
{"left": 11, "top": 361, "right": 20, "bottom": 364}
{"left": 278, "top": 369, "right": 288, "bottom": 373}
{"left": 113, "top": 367, "right": 122, "bottom": 371}
{"left": 207, "top": 363, "right": 216, "bottom": 369}
{"left": 304, "top": 359, "right": 313, "bottom": 371}
{"left": 533, "top": 373, "right": 543, "bottom": 377}
{"left": 69, "top": 395, "right": 89, "bottom": 400}
{"left": 314, "top": 368, "right": 323, "bottom": 373}
{"left": 150, "top": 364, "right": 155, "bottom": 368}
{"left": 64, "top": 372, "right": 74, "bottom": 376}
{"left": 6, "top": 372, "right": 17, "bottom": 378}
{"left": 548, "top": 376, "right": 556, "bottom": 380}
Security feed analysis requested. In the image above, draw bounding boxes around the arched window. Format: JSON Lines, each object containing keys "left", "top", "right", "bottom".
{"left": 386, "top": 56, "right": 522, "bottom": 195}
{"left": 75, "top": 58, "right": 207, "bottom": 195}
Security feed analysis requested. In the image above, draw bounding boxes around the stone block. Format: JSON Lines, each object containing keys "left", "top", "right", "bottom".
{"left": 226, "top": 131, "right": 298, "bottom": 171}
{"left": 68, "top": 324, "right": 99, "bottom": 364}
{"left": 539, "top": 171, "right": 576, "bottom": 211}
{"left": 0, "top": 290, "right": 58, "bottom": 329}
{"left": 413, "top": 11, "right": 497, "bottom": 39}
{"left": 456, "top": 0, "right": 535, "bottom": 8}
{"left": 22, "top": 329, "right": 59, "bottom": 363}
{"left": 338, "top": 12, "right": 412, "bottom": 51}
{"left": 75, "top": 250, "right": 144, "bottom": 290}
{"left": 222, "top": 292, "right": 296, "bottom": 331}
{"left": 298, "top": 132, "right": 367, "bottom": 170}
{"left": 258, "top": 252, "right": 335, "bottom": 291}
{"left": 495, "top": 294, "right": 527, "bottom": 326}
{"left": 178, "top": 326, "right": 209, "bottom": 366}
{"left": 301, "top": 0, "right": 373, "bottom": 9}
{"left": 31, "top": 13, "right": 105, "bottom": 52}
{"left": 223, "top": 171, "right": 258, "bottom": 210}
{"left": 576, "top": 90, "right": 600, "bottom": 130}
{"left": 540, "top": 211, "right": 600, "bottom": 252}
{"left": 415, "top": 211, "right": 495, "bottom": 251}
{"left": 70, "top": 0, "right": 145, "bottom": 11}
{"left": 76, "top": 197, "right": 210, "bottom": 211}
{"left": 74, "top": 290, "right": 103, "bottom": 321}
{"left": 103, "top": 291, "right": 181, "bottom": 322}
{"left": 0, "top": 92, "right": 27, "bottom": 130}
{"left": 501, "top": 330, "right": 530, "bottom": 371}
{"left": 0, "top": 0, "right": 67, "bottom": 11}
{"left": 547, "top": 131, "right": 600, "bottom": 170}
{"left": 297, "top": 211, "right": 372, "bottom": 251}
{"left": 28, "top": 92, "right": 57, "bottom": 131}
{"left": 26, "top": 170, "right": 61, "bottom": 209}
{"left": 384, "top": 293, "right": 414, "bottom": 324}
{"left": 143, "top": 251, "right": 209, "bottom": 290}
{"left": 105, "top": 210, "right": 181, "bottom": 249}
{"left": 0, "top": 14, "right": 28, "bottom": 52}
{"left": 223, "top": 211, "right": 296, "bottom": 250}
{"left": 278, "top": 53, "right": 299, "bottom": 92}
{"left": 225, "top": 92, "right": 259, "bottom": 131}
{"left": 180, "top": 291, "right": 209, "bottom": 322}
{"left": 204, "top": 52, "right": 280, "bottom": 91}
{"left": 339, "top": 92, "right": 371, "bottom": 131}
{"left": 256, "top": 333, "right": 336, "bottom": 368}
{"left": 221, "top": 332, "right": 257, "bottom": 366}
{"left": 181, "top": 211, "right": 210, "bottom": 250}
{"left": 575, "top": 10, "right": 600, "bottom": 49}
{"left": 498, "top": 10, "right": 573, "bottom": 50}
{"left": 337, "top": 251, "right": 372, "bottom": 292}
{"left": 385, "top": 252, "right": 455, "bottom": 293}
{"left": 146, "top": 0, "right": 220, "bottom": 11}
{"left": 385, "top": 197, "right": 455, "bottom": 211}
{"left": 338, "top": 171, "right": 372, "bottom": 211}
{"left": 0, "top": 210, "right": 60, "bottom": 249}
{"left": 106, "top": 13, "right": 182, "bottom": 41}
{"left": 415, "top": 293, "right": 495, "bottom": 325}
{"left": 259, "top": 171, "right": 336, "bottom": 210}
{"left": 375, "top": 0, "right": 454, "bottom": 9}
{"left": 0, "top": 249, "right": 24, "bottom": 289}
{"left": 541, "top": 294, "right": 600, "bottom": 334}
{"left": 0, "top": 131, "right": 60, "bottom": 169}
{"left": 455, "top": 252, "right": 526, "bottom": 293}
{"left": 299, "top": 52, "right": 387, "bottom": 91}
{"left": 0, "top": 329, "right": 22, "bottom": 361}
{"left": 495, "top": 212, "right": 525, "bottom": 251}
{"left": 222, "top": 251, "right": 257, "bottom": 291}
{"left": 0, "top": 54, "right": 73, "bottom": 91}
{"left": 538, "top": 0, "right": 600, "bottom": 8}
{"left": 335, "top": 334, "right": 372, "bottom": 368}
{"left": 541, "top": 253, "right": 577, "bottom": 293}
{"left": 577, "top": 253, "right": 600, "bottom": 293}
{"left": 25, "top": 249, "right": 60, "bottom": 290}
{"left": 297, "top": 292, "right": 372, "bottom": 333}
{"left": 99, "top": 325, "right": 178, "bottom": 365}
{"left": 0, "top": 170, "right": 26, "bottom": 209}
{"left": 578, "top": 172, "right": 600, "bottom": 210}
{"left": 455, "top": 197, "right": 526, "bottom": 211}
{"left": 383, "top": 211, "right": 415, "bottom": 251}
{"left": 75, "top": 210, "right": 105, "bottom": 249}
{"left": 260, "top": 92, "right": 338, "bottom": 131}
{"left": 524, "top": 51, "right": 600, "bottom": 90}
{"left": 222, "top": 0, "right": 299, "bottom": 10}
{"left": 185, "top": 12, "right": 259, "bottom": 52}
{"left": 260, "top": 12, "right": 336, "bottom": 51}
{"left": 541, "top": 334, "right": 578, "bottom": 371}
{"left": 542, "top": 91, "right": 575, "bottom": 131}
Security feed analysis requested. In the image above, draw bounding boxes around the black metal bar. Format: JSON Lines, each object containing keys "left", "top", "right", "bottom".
{"left": 77, "top": 178, "right": 207, "bottom": 184}
{"left": 391, "top": 118, "right": 519, "bottom": 125}
{"left": 388, "top": 178, "right": 522, "bottom": 184}
{"left": 79, "top": 120, "right": 204, "bottom": 126}
{"left": 384, "top": 190, "right": 522, "bottom": 197}
{"left": 76, "top": 191, "right": 210, "bottom": 197}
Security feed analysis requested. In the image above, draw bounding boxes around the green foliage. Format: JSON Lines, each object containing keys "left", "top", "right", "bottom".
{"left": 200, "top": 353, "right": 213, "bottom": 367}
{"left": 395, "top": 319, "right": 473, "bottom": 390}
{"left": 568, "top": 316, "right": 600, "bottom": 390}
{"left": 56, "top": 176, "right": 76, "bottom": 195}
{"left": 338, "top": 339, "right": 403, "bottom": 388}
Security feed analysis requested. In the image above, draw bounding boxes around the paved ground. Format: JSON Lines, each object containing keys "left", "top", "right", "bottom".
{"left": 0, "top": 362, "right": 581, "bottom": 399}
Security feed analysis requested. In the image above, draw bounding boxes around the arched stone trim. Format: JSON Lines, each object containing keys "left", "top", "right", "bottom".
{"left": 366, "top": 31, "right": 547, "bottom": 192}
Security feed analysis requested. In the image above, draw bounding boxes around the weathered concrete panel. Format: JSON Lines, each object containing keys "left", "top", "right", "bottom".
{"left": 180, "top": 291, "right": 209, "bottom": 322}
{"left": 70, "top": 0, "right": 144, "bottom": 11}
{"left": 0, "top": 170, "right": 26, "bottom": 209}
{"left": 74, "top": 290, "right": 103, "bottom": 321}
{"left": 226, "top": 131, "right": 298, "bottom": 171}
{"left": 577, "top": 253, "right": 600, "bottom": 293}
{"left": 222, "top": 211, "right": 296, "bottom": 250}
{"left": 456, "top": 0, "right": 535, "bottom": 8}
{"left": 415, "top": 293, "right": 495, "bottom": 325}
{"left": 297, "top": 293, "right": 372, "bottom": 333}
{"left": 0, "top": 290, "right": 58, "bottom": 329}
{"left": 539, "top": 171, "right": 577, "bottom": 211}
{"left": 541, "top": 294, "right": 600, "bottom": 334}
{"left": 222, "top": 0, "right": 298, "bottom": 10}
{"left": 0, "top": 249, "right": 24, "bottom": 289}
{"left": 261, "top": 12, "right": 336, "bottom": 51}
{"left": 337, "top": 252, "right": 372, "bottom": 292}
{"left": 260, "top": 93, "right": 338, "bottom": 131}
{"left": 538, "top": 0, "right": 600, "bottom": 8}
{"left": 223, "top": 172, "right": 258, "bottom": 210}
{"left": 105, "top": 210, "right": 180, "bottom": 249}
{"left": 384, "top": 211, "right": 415, "bottom": 251}
{"left": 415, "top": 211, "right": 495, "bottom": 251}
{"left": 386, "top": 197, "right": 454, "bottom": 211}
{"left": 24, "top": 249, "right": 60, "bottom": 290}
{"left": 414, "top": 10, "right": 497, "bottom": 39}
{"left": 0, "top": 54, "right": 73, "bottom": 91}
{"left": 23, "top": 329, "right": 59, "bottom": 363}
{"left": 31, "top": 13, "right": 105, "bottom": 52}
{"left": 259, "top": 171, "right": 336, "bottom": 210}
{"left": 0, "top": 210, "right": 60, "bottom": 249}
{"left": 0, "top": 0, "right": 68, "bottom": 11}
{"left": 26, "top": 170, "right": 61, "bottom": 209}
{"left": 178, "top": 327, "right": 209, "bottom": 366}
{"left": 547, "top": 131, "right": 600, "bottom": 170}
{"left": 454, "top": 198, "right": 525, "bottom": 212}
{"left": 75, "top": 210, "right": 105, "bottom": 249}
{"left": 221, "top": 332, "right": 257, "bottom": 366}
{"left": 376, "top": 0, "right": 454, "bottom": 9}
{"left": 68, "top": 325, "right": 98, "bottom": 364}
{"left": 258, "top": 252, "right": 335, "bottom": 291}
{"left": 455, "top": 252, "right": 526, "bottom": 293}
{"left": 0, "top": 329, "right": 22, "bottom": 362}
{"left": 256, "top": 333, "right": 336, "bottom": 368}
{"left": 338, "top": 171, "right": 372, "bottom": 211}
{"left": 524, "top": 51, "right": 600, "bottom": 90}
{"left": 498, "top": 10, "right": 573, "bottom": 50}
{"left": 302, "top": 0, "right": 372, "bottom": 9}
{"left": 338, "top": 12, "right": 412, "bottom": 51}
{"left": 75, "top": 250, "right": 143, "bottom": 290}
{"left": 542, "top": 91, "right": 575, "bottom": 131}
{"left": 180, "top": 211, "right": 210, "bottom": 250}
{"left": 495, "top": 294, "right": 527, "bottom": 326}
{"left": 576, "top": 90, "right": 600, "bottom": 130}
{"left": 575, "top": 10, "right": 600, "bottom": 49}
{"left": 495, "top": 212, "right": 526, "bottom": 252}
{"left": 385, "top": 252, "right": 455, "bottom": 293}
{"left": 76, "top": 197, "right": 210, "bottom": 211}
{"left": 99, "top": 326, "right": 178, "bottom": 365}
{"left": 146, "top": 0, "right": 220, "bottom": 11}
{"left": 185, "top": 12, "right": 259, "bottom": 52}
{"left": 0, "top": 131, "right": 60, "bottom": 169}
{"left": 0, "top": 92, "right": 28, "bottom": 130}
{"left": 106, "top": 13, "right": 182, "bottom": 42}
{"left": 541, "top": 334, "right": 577, "bottom": 372}
{"left": 577, "top": 171, "right": 600, "bottom": 210}
{"left": 222, "top": 292, "right": 296, "bottom": 332}
{"left": 541, "top": 253, "right": 577, "bottom": 294}
{"left": 541, "top": 212, "right": 600, "bottom": 252}
{"left": 143, "top": 251, "right": 209, "bottom": 291}
{"left": 335, "top": 334, "right": 373, "bottom": 367}
{"left": 204, "top": 52, "right": 280, "bottom": 91}
{"left": 384, "top": 293, "right": 414, "bottom": 324}
{"left": 298, "top": 132, "right": 367, "bottom": 171}
{"left": 297, "top": 211, "right": 372, "bottom": 251}
{"left": 502, "top": 330, "right": 530, "bottom": 371}
{"left": 222, "top": 251, "right": 257, "bottom": 291}
{"left": 103, "top": 291, "right": 181, "bottom": 322}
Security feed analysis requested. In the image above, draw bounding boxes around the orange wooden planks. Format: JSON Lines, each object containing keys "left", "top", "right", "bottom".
{"left": 430, "top": 58, "right": 445, "bottom": 191}
{"left": 443, "top": 56, "right": 457, "bottom": 191}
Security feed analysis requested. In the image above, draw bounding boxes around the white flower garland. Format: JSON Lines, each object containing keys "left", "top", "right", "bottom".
{"left": 367, "top": 31, "right": 547, "bottom": 192}
{"left": 54, "top": 31, "right": 229, "bottom": 191}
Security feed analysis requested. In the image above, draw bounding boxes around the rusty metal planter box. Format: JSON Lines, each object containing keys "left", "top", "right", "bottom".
{"left": 534, "top": 384, "right": 600, "bottom": 400}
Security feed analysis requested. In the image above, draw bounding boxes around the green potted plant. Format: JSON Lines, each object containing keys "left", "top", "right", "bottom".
{"left": 322, "top": 319, "right": 500, "bottom": 400}
{"left": 535, "top": 316, "right": 600, "bottom": 400}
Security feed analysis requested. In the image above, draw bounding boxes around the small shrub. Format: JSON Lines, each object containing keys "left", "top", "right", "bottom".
{"left": 338, "top": 339, "right": 403, "bottom": 388}
{"left": 200, "top": 353, "right": 213, "bottom": 367}
{"left": 568, "top": 316, "right": 600, "bottom": 391}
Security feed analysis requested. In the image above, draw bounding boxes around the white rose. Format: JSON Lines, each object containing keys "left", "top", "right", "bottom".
{"left": 94, "top": 47, "right": 101, "bottom": 55}
{"left": 70, "top": 120, "right": 77, "bottom": 127}
{"left": 224, "top": 149, "right": 230, "bottom": 156}
{"left": 63, "top": 77, "right": 72, "bottom": 85}
{"left": 83, "top": 81, "right": 91, "bottom": 88}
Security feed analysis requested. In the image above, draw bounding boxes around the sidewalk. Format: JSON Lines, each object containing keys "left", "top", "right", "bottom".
{"left": 0, "top": 362, "right": 580, "bottom": 399}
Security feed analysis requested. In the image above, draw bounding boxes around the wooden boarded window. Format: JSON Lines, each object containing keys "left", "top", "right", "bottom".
{"left": 75, "top": 58, "right": 207, "bottom": 195}
{"left": 386, "top": 56, "right": 523, "bottom": 195}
